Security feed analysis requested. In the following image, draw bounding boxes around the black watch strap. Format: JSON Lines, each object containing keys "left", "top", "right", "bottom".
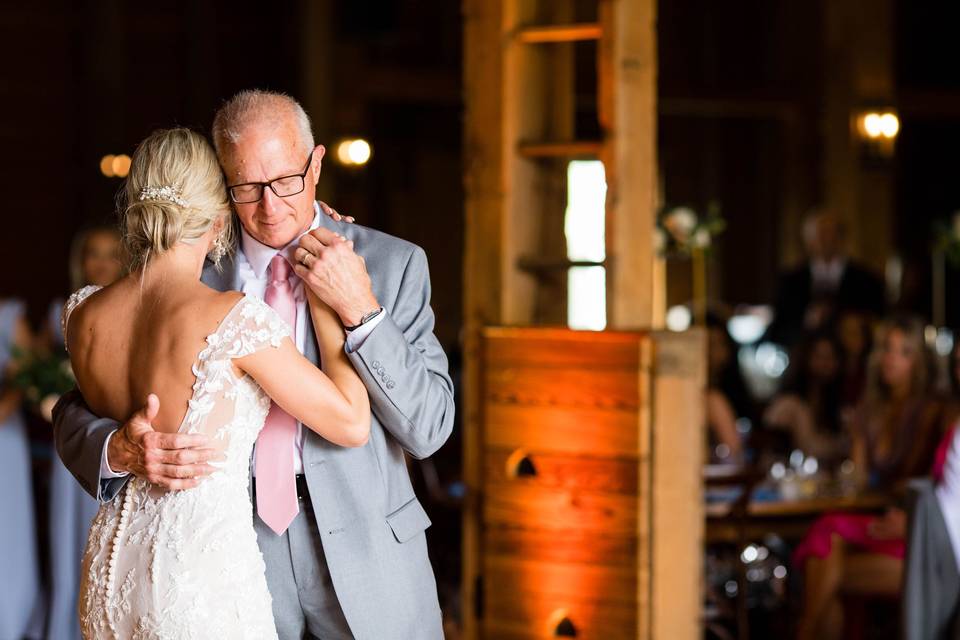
{"left": 344, "top": 307, "right": 383, "bottom": 332}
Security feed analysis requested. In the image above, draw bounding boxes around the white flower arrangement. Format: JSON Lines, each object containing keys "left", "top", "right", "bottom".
{"left": 656, "top": 203, "right": 725, "bottom": 256}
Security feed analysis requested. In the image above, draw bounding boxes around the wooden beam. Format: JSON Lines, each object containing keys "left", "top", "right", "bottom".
{"left": 651, "top": 331, "right": 706, "bottom": 640}
{"left": 517, "top": 139, "right": 603, "bottom": 158}
{"left": 462, "top": 1, "right": 506, "bottom": 637}
{"left": 516, "top": 22, "right": 602, "bottom": 44}
{"left": 604, "top": 0, "right": 659, "bottom": 329}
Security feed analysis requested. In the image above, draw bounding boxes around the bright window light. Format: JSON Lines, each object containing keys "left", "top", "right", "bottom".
{"left": 565, "top": 160, "right": 607, "bottom": 330}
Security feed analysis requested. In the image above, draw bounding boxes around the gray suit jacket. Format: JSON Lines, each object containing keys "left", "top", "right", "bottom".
{"left": 903, "top": 478, "right": 960, "bottom": 640}
{"left": 52, "top": 210, "right": 454, "bottom": 639}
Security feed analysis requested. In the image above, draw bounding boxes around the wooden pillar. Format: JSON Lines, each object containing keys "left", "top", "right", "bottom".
{"left": 463, "top": 2, "right": 505, "bottom": 637}
{"left": 822, "top": 0, "right": 894, "bottom": 272}
{"left": 603, "top": 0, "right": 658, "bottom": 329}
{"left": 651, "top": 330, "right": 705, "bottom": 640}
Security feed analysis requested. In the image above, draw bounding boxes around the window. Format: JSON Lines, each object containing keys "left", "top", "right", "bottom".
{"left": 564, "top": 160, "right": 607, "bottom": 330}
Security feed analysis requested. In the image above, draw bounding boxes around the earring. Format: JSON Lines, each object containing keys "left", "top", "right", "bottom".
{"left": 210, "top": 233, "right": 228, "bottom": 265}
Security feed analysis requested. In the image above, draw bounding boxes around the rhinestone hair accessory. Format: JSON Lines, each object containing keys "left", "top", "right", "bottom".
{"left": 138, "top": 185, "right": 189, "bottom": 207}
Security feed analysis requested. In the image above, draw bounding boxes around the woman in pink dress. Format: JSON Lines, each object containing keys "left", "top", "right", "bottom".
{"left": 796, "top": 316, "right": 954, "bottom": 640}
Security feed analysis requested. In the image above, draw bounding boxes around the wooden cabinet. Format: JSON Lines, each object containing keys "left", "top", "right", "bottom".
{"left": 467, "top": 327, "right": 704, "bottom": 639}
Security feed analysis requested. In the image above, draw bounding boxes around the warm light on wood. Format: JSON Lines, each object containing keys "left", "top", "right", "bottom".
{"left": 517, "top": 22, "right": 602, "bottom": 44}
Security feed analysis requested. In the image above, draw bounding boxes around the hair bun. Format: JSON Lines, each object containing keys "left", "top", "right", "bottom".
{"left": 120, "top": 128, "right": 233, "bottom": 269}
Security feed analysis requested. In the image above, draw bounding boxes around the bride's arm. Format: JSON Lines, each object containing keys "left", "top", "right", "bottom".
{"left": 235, "top": 298, "right": 370, "bottom": 448}
{"left": 306, "top": 289, "right": 371, "bottom": 425}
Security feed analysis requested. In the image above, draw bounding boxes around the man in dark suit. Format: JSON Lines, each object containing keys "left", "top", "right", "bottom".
{"left": 765, "top": 210, "right": 885, "bottom": 348}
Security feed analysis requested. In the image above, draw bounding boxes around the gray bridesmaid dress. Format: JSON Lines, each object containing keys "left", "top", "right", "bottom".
{"left": 0, "top": 299, "right": 41, "bottom": 640}
{"left": 46, "top": 299, "right": 99, "bottom": 640}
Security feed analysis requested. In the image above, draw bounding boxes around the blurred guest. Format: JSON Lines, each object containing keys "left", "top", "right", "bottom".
{"left": 764, "top": 330, "right": 847, "bottom": 463}
{"left": 41, "top": 225, "right": 123, "bottom": 350}
{"left": 43, "top": 225, "right": 122, "bottom": 640}
{"left": 837, "top": 310, "right": 873, "bottom": 411}
{"left": 795, "top": 316, "right": 948, "bottom": 640}
{"left": 764, "top": 210, "right": 884, "bottom": 348}
{"left": 706, "top": 314, "right": 755, "bottom": 460}
{"left": 0, "top": 299, "right": 40, "bottom": 640}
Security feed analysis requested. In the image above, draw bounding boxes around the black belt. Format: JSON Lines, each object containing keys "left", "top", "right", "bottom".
{"left": 252, "top": 474, "right": 310, "bottom": 502}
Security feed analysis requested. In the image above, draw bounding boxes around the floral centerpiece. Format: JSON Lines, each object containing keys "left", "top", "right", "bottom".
{"left": 654, "top": 203, "right": 726, "bottom": 327}
{"left": 11, "top": 347, "right": 75, "bottom": 422}
{"left": 656, "top": 203, "right": 726, "bottom": 256}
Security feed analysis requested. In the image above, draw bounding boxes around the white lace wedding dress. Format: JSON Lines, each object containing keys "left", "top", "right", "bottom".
{"left": 65, "top": 285, "right": 288, "bottom": 640}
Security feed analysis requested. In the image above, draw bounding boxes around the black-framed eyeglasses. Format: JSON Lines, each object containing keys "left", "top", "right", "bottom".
{"left": 227, "top": 154, "right": 313, "bottom": 204}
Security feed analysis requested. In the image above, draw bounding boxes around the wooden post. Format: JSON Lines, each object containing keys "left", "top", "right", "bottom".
{"left": 604, "top": 0, "right": 659, "bottom": 329}
{"left": 463, "top": 1, "right": 506, "bottom": 637}
{"left": 651, "top": 330, "right": 706, "bottom": 640}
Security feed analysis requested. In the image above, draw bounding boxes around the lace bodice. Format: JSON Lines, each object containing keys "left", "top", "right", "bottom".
{"left": 66, "top": 286, "right": 290, "bottom": 639}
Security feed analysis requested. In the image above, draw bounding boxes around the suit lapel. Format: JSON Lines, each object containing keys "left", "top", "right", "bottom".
{"left": 201, "top": 252, "right": 242, "bottom": 292}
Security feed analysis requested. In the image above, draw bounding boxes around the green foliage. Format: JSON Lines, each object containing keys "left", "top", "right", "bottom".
{"left": 11, "top": 346, "right": 75, "bottom": 405}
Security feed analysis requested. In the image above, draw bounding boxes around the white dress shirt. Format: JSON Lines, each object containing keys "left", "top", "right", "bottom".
{"left": 810, "top": 257, "right": 846, "bottom": 294}
{"left": 102, "top": 203, "right": 382, "bottom": 479}
{"left": 936, "top": 427, "right": 960, "bottom": 572}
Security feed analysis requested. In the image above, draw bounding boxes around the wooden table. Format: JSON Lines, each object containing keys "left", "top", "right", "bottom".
{"left": 706, "top": 492, "right": 890, "bottom": 543}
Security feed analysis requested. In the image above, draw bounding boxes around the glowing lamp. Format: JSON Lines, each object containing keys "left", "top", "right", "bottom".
{"left": 857, "top": 110, "right": 899, "bottom": 141}
{"left": 335, "top": 138, "right": 372, "bottom": 166}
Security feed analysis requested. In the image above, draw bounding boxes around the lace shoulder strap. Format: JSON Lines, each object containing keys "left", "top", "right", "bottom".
{"left": 61, "top": 285, "right": 103, "bottom": 352}
{"left": 201, "top": 295, "right": 291, "bottom": 362}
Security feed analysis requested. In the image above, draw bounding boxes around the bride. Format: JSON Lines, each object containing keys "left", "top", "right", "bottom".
{"left": 63, "top": 128, "right": 370, "bottom": 639}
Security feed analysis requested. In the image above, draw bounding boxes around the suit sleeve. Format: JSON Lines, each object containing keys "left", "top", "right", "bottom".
{"left": 52, "top": 388, "right": 130, "bottom": 502}
{"left": 346, "top": 246, "right": 455, "bottom": 459}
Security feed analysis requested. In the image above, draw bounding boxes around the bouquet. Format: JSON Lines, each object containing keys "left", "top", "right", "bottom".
{"left": 11, "top": 347, "right": 75, "bottom": 422}
{"left": 656, "top": 202, "right": 726, "bottom": 256}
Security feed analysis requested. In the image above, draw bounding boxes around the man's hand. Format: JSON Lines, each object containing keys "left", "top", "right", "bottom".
{"left": 294, "top": 228, "right": 380, "bottom": 327}
{"left": 107, "top": 394, "right": 218, "bottom": 490}
{"left": 318, "top": 200, "right": 355, "bottom": 224}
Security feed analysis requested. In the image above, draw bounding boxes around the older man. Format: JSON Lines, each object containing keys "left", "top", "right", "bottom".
{"left": 53, "top": 90, "right": 453, "bottom": 639}
{"left": 764, "top": 209, "right": 885, "bottom": 348}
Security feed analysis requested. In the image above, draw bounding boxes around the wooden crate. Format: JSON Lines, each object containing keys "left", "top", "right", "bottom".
{"left": 469, "top": 327, "right": 704, "bottom": 639}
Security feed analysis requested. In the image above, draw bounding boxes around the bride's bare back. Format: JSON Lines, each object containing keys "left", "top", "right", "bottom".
{"left": 67, "top": 275, "right": 243, "bottom": 433}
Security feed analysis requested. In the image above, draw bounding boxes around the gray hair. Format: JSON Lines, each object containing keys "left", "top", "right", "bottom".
{"left": 211, "top": 89, "right": 315, "bottom": 158}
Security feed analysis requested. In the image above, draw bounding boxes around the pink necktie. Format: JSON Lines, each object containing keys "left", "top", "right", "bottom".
{"left": 255, "top": 254, "right": 299, "bottom": 535}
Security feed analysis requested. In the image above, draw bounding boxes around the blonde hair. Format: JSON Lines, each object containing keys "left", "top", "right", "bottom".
{"left": 211, "top": 89, "right": 314, "bottom": 158}
{"left": 120, "top": 128, "right": 233, "bottom": 270}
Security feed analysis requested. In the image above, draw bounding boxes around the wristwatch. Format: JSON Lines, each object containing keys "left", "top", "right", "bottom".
{"left": 344, "top": 307, "right": 384, "bottom": 332}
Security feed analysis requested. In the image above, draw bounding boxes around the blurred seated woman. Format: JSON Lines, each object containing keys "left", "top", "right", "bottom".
{"left": 837, "top": 310, "right": 873, "bottom": 412}
{"left": 764, "top": 330, "right": 847, "bottom": 463}
{"left": 43, "top": 224, "right": 123, "bottom": 640}
{"left": 796, "top": 316, "right": 949, "bottom": 640}
{"left": 706, "top": 314, "right": 756, "bottom": 461}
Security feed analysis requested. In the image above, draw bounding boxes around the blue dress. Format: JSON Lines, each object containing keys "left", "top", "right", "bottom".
{"left": 46, "top": 299, "right": 99, "bottom": 640}
{"left": 0, "top": 300, "right": 41, "bottom": 639}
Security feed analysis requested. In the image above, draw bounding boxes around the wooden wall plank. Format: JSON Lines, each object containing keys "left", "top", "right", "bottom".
{"left": 483, "top": 482, "right": 640, "bottom": 535}
{"left": 484, "top": 449, "right": 640, "bottom": 493}
{"left": 485, "top": 367, "right": 640, "bottom": 409}
{"left": 483, "top": 326, "right": 644, "bottom": 368}
{"left": 484, "top": 404, "right": 641, "bottom": 456}
{"left": 485, "top": 525, "right": 638, "bottom": 566}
